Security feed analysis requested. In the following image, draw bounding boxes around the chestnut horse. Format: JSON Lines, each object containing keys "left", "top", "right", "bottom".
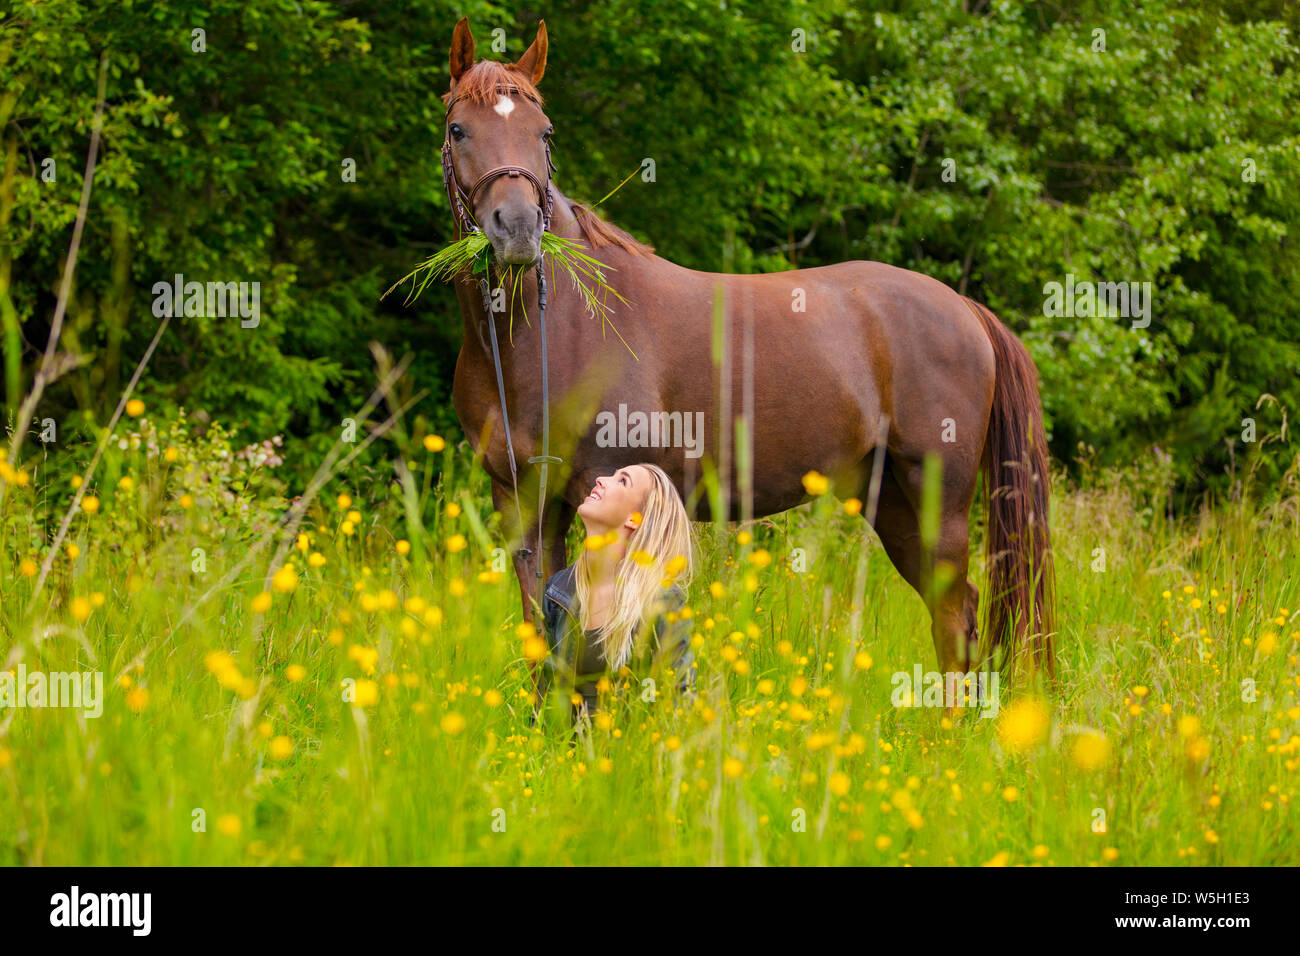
{"left": 440, "top": 19, "right": 1054, "bottom": 678}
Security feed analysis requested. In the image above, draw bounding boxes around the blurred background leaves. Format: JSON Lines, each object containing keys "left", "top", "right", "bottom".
{"left": 2, "top": 0, "right": 1297, "bottom": 503}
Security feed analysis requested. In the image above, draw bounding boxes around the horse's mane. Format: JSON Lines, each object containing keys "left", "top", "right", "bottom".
{"left": 444, "top": 61, "right": 655, "bottom": 258}
{"left": 563, "top": 199, "right": 655, "bottom": 258}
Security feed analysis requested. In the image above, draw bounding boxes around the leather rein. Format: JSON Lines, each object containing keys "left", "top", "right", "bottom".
{"left": 442, "top": 84, "right": 560, "bottom": 609}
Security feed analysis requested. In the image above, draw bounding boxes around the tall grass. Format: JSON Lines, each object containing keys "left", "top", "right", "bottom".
{"left": 384, "top": 231, "right": 633, "bottom": 350}
{"left": 0, "top": 419, "right": 1296, "bottom": 865}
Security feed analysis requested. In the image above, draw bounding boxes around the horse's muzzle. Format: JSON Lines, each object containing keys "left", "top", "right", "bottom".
{"left": 486, "top": 202, "right": 543, "bottom": 266}
{"left": 491, "top": 235, "right": 542, "bottom": 266}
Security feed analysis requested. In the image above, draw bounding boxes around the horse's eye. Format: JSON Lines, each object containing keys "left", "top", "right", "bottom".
{"left": 449, "top": 123, "right": 465, "bottom": 142}
{"left": 543, "top": 127, "right": 553, "bottom": 142}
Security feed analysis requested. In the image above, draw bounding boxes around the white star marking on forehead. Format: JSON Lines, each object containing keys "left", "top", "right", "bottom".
{"left": 493, "top": 95, "right": 515, "bottom": 118}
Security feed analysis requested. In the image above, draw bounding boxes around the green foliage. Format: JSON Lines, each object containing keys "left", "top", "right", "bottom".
{"left": 2, "top": 0, "right": 1297, "bottom": 498}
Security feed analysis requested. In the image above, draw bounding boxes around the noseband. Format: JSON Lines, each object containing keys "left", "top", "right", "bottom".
{"left": 441, "top": 85, "right": 556, "bottom": 237}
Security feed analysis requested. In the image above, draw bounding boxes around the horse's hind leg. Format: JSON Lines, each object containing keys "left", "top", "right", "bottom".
{"left": 864, "top": 456, "right": 981, "bottom": 681}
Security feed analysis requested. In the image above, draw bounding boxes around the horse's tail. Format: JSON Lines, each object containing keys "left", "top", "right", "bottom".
{"left": 967, "top": 297, "right": 1056, "bottom": 676}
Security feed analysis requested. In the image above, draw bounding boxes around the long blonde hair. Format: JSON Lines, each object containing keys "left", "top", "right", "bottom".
{"left": 574, "top": 463, "right": 694, "bottom": 671}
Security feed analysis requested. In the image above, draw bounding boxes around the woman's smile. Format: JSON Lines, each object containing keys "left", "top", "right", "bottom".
{"left": 577, "top": 467, "right": 649, "bottom": 535}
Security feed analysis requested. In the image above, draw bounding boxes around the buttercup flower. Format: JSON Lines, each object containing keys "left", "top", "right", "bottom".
{"left": 125, "top": 687, "right": 149, "bottom": 712}
{"left": 69, "top": 597, "right": 92, "bottom": 623}
{"left": 1071, "top": 732, "right": 1111, "bottom": 771}
{"left": 271, "top": 564, "right": 298, "bottom": 594}
{"left": 997, "top": 697, "right": 1050, "bottom": 753}
{"left": 802, "top": 471, "right": 830, "bottom": 495}
{"left": 441, "top": 712, "right": 466, "bottom": 735}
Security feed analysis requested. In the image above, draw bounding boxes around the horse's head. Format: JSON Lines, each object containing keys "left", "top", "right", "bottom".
{"left": 442, "top": 18, "right": 553, "bottom": 266}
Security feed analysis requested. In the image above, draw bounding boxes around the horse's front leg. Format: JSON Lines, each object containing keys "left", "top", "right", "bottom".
{"left": 492, "top": 482, "right": 576, "bottom": 708}
{"left": 491, "top": 480, "right": 542, "bottom": 624}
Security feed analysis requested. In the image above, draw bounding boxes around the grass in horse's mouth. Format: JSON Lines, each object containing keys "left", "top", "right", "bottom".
{"left": 384, "top": 231, "right": 635, "bottom": 354}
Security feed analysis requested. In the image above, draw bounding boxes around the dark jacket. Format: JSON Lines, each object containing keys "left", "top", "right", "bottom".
{"left": 538, "top": 563, "right": 695, "bottom": 718}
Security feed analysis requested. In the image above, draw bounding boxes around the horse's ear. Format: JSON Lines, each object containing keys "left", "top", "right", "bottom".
{"left": 513, "top": 20, "right": 547, "bottom": 85}
{"left": 449, "top": 17, "right": 475, "bottom": 85}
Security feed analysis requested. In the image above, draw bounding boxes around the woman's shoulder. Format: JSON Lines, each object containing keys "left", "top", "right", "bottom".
{"left": 544, "top": 564, "right": 577, "bottom": 596}
{"left": 544, "top": 565, "right": 579, "bottom": 618}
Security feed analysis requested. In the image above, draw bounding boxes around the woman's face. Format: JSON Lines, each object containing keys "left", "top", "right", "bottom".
{"left": 576, "top": 465, "right": 651, "bottom": 535}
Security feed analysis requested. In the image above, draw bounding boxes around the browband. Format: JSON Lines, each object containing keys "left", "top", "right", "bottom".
{"left": 444, "top": 84, "right": 543, "bottom": 115}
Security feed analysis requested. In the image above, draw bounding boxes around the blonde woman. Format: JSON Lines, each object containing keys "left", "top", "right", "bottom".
{"left": 537, "top": 463, "right": 696, "bottom": 721}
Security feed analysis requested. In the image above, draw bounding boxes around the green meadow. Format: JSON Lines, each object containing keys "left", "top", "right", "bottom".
{"left": 1, "top": 416, "right": 1296, "bottom": 866}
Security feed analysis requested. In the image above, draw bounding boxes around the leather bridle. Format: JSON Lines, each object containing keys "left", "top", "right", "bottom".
{"left": 441, "top": 85, "right": 556, "bottom": 238}
{"left": 441, "top": 82, "right": 561, "bottom": 616}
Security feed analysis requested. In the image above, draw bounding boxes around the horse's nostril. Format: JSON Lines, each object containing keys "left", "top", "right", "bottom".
{"left": 493, "top": 208, "right": 504, "bottom": 227}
